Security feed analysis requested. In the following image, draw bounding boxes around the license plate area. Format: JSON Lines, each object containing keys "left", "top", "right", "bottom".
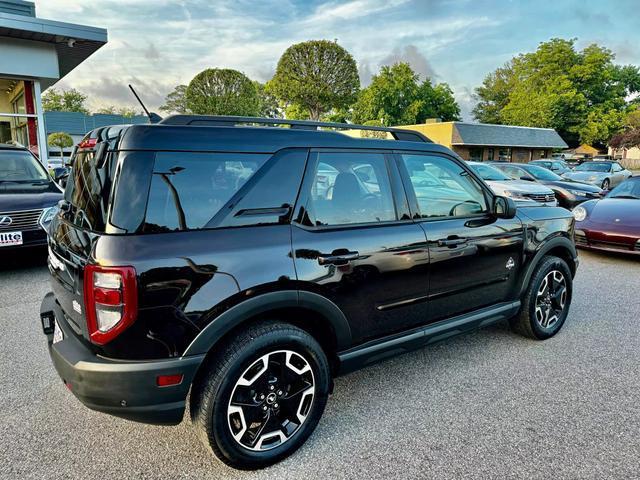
{"left": 0, "top": 231, "right": 23, "bottom": 247}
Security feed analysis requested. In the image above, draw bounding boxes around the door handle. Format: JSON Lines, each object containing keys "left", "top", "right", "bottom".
{"left": 317, "top": 250, "right": 360, "bottom": 265}
{"left": 437, "top": 236, "right": 468, "bottom": 248}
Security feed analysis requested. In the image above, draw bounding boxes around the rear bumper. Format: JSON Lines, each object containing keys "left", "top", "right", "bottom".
{"left": 41, "top": 292, "right": 205, "bottom": 425}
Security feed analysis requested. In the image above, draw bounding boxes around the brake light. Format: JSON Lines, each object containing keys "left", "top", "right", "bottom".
{"left": 84, "top": 265, "right": 138, "bottom": 345}
{"left": 78, "top": 138, "right": 97, "bottom": 149}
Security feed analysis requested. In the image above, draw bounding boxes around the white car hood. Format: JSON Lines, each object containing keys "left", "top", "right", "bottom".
{"left": 485, "top": 180, "right": 554, "bottom": 195}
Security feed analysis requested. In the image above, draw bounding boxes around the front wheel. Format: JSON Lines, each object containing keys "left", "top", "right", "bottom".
{"left": 510, "top": 255, "right": 573, "bottom": 340}
{"left": 601, "top": 178, "right": 610, "bottom": 190}
{"left": 192, "top": 321, "right": 331, "bottom": 470}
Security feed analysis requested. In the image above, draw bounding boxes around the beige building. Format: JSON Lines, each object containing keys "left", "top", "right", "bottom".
{"left": 398, "top": 121, "right": 568, "bottom": 162}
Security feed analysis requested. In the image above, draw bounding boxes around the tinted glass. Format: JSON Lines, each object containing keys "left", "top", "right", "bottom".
{"left": 523, "top": 165, "right": 562, "bottom": 181}
{"left": 401, "top": 155, "right": 487, "bottom": 218}
{"left": 608, "top": 178, "right": 640, "bottom": 198}
{"left": 575, "top": 162, "right": 611, "bottom": 172}
{"left": 216, "top": 149, "right": 307, "bottom": 228}
{"left": 470, "top": 163, "right": 511, "bottom": 181}
{"left": 0, "top": 150, "right": 48, "bottom": 182}
{"left": 304, "top": 152, "right": 396, "bottom": 226}
{"left": 64, "top": 149, "right": 115, "bottom": 231}
{"left": 144, "top": 152, "right": 269, "bottom": 232}
{"left": 497, "top": 164, "right": 528, "bottom": 180}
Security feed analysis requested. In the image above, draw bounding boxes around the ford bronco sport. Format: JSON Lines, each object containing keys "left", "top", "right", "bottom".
{"left": 41, "top": 116, "right": 578, "bottom": 470}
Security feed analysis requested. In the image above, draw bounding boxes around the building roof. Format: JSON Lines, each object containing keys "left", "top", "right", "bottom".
{"left": 450, "top": 122, "right": 568, "bottom": 149}
{"left": 0, "top": 1, "right": 107, "bottom": 87}
{"left": 44, "top": 111, "right": 148, "bottom": 136}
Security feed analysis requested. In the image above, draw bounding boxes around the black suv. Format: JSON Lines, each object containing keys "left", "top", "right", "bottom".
{"left": 41, "top": 116, "right": 578, "bottom": 469}
{"left": 0, "top": 144, "right": 62, "bottom": 251}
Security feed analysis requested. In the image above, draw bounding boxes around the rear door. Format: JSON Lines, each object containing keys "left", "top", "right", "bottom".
{"left": 291, "top": 149, "right": 430, "bottom": 345}
{"left": 396, "top": 152, "right": 524, "bottom": 322}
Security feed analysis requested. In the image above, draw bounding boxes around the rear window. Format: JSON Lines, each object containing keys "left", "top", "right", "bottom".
{"left": 64, "top": 149, "right": 116, "bottom": 231}
{"left": 143, "top": 152, "right": 270, "bottom": 232}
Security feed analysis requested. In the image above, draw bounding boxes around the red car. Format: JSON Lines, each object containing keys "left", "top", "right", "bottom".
{"left": 573, "top": 176, "right": 640, "bottom": 255}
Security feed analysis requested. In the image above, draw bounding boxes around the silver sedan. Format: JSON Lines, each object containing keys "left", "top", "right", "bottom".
{"left": 562, "top": 161, "right": 632, "bottom": 190}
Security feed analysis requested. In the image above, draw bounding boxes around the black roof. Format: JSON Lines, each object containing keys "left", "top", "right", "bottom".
{"left": 118, "top": 124, "right": 452, "bottom": 155}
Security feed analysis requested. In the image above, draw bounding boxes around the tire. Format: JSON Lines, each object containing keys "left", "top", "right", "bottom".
{"left": 192, "top": 321, "right": 330, "bottom": 470}
{"left": 510, "top": 255, "right": 573, "bottom": 340}
{"left": 601, "top": 178, "right": 610, "bottom": 190}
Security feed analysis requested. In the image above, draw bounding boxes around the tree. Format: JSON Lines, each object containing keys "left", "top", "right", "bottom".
{"left": 159, "top": 85, "right": 189, "bottom": 114}
{"left": 609, "top": 107, "right": 640, "bottom": 149}
{"left": 47, "top": 132, "right": 73, "bottom": 159}
{"left": 96, "top": 106, "right": 138, "bottom": 117}
{"left": 42, "top": 88, "right": 89, "bottom": 114}
{"left": 267, "top": 40, "right": 360, "bottom": 120}
{"left": 185, "top": 69, "right": 259, "bottom": 116}
{"left": 253, "top": 81, "right": 280, "bottom": 118}
{"left": 351, "top": 62, "right": 460, "bottom": 126}
{"left": 473, "top": 38, "right": 640, "bottom": 145}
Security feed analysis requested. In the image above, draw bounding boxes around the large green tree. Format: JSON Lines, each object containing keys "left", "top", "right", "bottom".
{"left": 253, "top": 81, "right": 280, "bottom": 118}
{"left": 160, "top": 85, "right": 189, "bottom": 114}
{"left": 185, "top": 68, "right": 260, "bottom": 116}
{"left": 267, "top": 40, "right": 360, "bottom": 120}
{"left": 473, "top": 38, "right": 640, "bottom": 145}
{"left": 42, "top": 88, "right": 89, "bottom": 114}
{"left": 351, "top": 62, "right": 460, "bottom": 126}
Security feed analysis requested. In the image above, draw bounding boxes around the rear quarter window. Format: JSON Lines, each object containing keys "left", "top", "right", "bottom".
{"left": 143, "top": 152, "right": 274, "bottom": 232}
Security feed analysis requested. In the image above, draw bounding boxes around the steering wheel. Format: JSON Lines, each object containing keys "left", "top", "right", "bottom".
{"left": 449, "top": 200, "right": 482, "bottom": 217}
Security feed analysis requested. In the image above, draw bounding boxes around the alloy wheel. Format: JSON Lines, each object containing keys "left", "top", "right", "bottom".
{"left": 227, "top": 350, "right": 315, "bottom": 451}
{"left": 535, "top": 270, "right": 567, "bottom": 329}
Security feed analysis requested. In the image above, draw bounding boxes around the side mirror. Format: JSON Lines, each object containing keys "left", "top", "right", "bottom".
{"left": 52, "top": 167, "right": 69, "bottom": 188}
{"left": 493, "top": 195, "right": 517, "bottom": 219}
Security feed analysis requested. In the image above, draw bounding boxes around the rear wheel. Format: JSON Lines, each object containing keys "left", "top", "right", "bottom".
{"left": 192, "top": 321, "right": 330, "bottom": 470}
{"left": 510, "top": 255, "right": 572, "bottom": 340}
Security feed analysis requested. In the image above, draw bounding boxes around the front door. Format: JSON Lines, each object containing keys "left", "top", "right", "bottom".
{"left": 396, "top": 152, "right": 524, "bottom": 322}
{"left": 292, "top": 150, "right": 430, "bottom": 345}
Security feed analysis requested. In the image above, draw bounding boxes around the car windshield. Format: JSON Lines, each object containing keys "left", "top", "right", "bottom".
{"left": 471, "top": 163, "right": 511, "bottom": 181}
{"left": 523, "top": 165, "right": 562, "bottom": 181}
{"left": 0, "top": 149, "right": 49, "bottom": 182}
{"left": 574, "top": 162, "right": 611, "bottom": 172}
{"left": 608, "top": 178, "right": 640, "bottom": 199}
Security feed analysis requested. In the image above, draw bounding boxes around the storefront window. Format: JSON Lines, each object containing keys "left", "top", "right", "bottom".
{"left": 498, "top": 148, "right": 512, "bottom": 162}
{"left": 469, "top": 147, "right": 483, "bottom": 161}
{"left": 0, "top": 78, "right": 39, "bottom": 157}
{"left": 487, "top": 148, "right": 494, "bottom": 161}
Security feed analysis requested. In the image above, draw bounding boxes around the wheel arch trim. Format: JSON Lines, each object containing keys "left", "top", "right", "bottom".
{"left": 519, "top": 236, "right": 577, "bottom": 297}
{"left": 183, "top": 290, "right": 352, "bottom": 357}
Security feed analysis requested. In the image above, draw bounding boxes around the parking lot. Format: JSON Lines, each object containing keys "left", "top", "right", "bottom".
{"left": 1, "top": 250, "right": 638, "bottom": 479}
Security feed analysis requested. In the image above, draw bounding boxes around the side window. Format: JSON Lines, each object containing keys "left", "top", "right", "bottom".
{"left": 612, "top": 163, "right": 622, "bottom": 172}
{"left": 144, "top": 152, "right": 269, "bottom": 232}
{"left": 400, "top": 154, "right": 488, "bottom": 218}
{"left": 304, "top": 151, "right": 396, "bottom": 226}
{"left": 217, "top": 149, "right": 307, "bottom": 228}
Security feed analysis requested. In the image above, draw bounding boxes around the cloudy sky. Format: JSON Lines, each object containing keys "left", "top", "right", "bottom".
{"left": 38, "top": 0, "right": 640, "bottom": 119}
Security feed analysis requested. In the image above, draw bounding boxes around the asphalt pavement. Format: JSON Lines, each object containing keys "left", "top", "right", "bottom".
{"left": 1, "top": 250, "right": 639, "bottom": 479}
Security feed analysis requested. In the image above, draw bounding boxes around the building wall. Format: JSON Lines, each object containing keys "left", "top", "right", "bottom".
{"left": 400, "top": 122, "right": 454, "bottom": 148}
{"left": 452, "top": 145, "right": 549, "bottom": 162}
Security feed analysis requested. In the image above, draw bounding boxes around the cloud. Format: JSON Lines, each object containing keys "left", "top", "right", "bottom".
{"left": 380, "top": 45, "right": 437, "bottom": 80}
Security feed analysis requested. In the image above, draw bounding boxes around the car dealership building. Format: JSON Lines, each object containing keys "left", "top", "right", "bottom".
{"left": 0, "top": 0, "right": 106, "bottom": 165}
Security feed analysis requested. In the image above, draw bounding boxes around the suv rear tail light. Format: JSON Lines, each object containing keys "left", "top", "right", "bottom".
{"left": 84, "top": 265, "right": 138, "bottom": 345}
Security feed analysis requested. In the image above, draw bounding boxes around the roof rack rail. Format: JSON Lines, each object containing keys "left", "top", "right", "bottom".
{"left": 158, "top": 115, "right": 432, "bottom": 143}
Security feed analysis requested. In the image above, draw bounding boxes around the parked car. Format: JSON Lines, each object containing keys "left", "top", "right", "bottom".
{"left": 529, "top": 159, "right": 572, "bottom": 175}
{"left": 0, "top": 144, "right": 61, "bottom": 251}
{"left": 468, "top": 162, "right": 557, "bottom": 206}
{"left": 491, "top": 162, "right": 603, "bottom": 209}
{"left": 562, "top": 161, "right": 632, "bottom": 190}
{"left": 41, "top": 116, "right": 578, "bottom": 470}
{"left": 573, "top": 176, "right": 640, "bottom": 255}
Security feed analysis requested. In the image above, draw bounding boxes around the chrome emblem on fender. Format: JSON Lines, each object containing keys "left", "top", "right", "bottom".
{"left": 506, "top": 257, "right": 515, "bottom": 270}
